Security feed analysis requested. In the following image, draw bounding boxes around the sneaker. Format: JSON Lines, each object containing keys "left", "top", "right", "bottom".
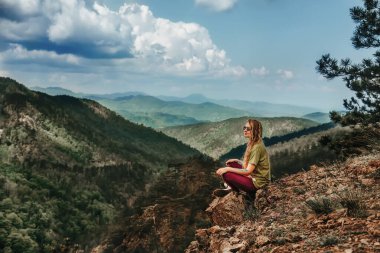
{"left": 223, "top": 183, "right": 232, "bottom": 190}
{"left": 212, "top": 188, "right": 232, "bottom": 197}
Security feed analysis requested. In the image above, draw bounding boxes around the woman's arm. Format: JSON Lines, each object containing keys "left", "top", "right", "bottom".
{"left": 216, "top": 163, "right": 255, "bottom": 176}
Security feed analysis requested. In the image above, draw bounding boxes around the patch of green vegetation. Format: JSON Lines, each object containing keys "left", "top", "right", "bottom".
{"left": 292, "top": 187, "right": 306, "bottom": 195}
{"left": 338, "top": 190, "right": 368, "bottom": 218}
{"left": 0, "top": 145, "right": 9, "bottom": 161}
{"left": 54, "top": 143, "right": 91, "bottom": 164}
{"left": 305, "top": 197, "right": 336, "bottom": 215}
{"left": 0, "top": 163, "right": 118, "bottom": 252}
{"left": 319, "top": 234, "right": 339, "bottom": 247}
{"left": 244, "top": 205, "right": 261, "bottom": 221}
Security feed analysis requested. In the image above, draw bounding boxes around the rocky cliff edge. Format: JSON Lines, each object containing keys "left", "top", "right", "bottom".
{"left": 186, "top": 153, "right": 380, "bottom": 253}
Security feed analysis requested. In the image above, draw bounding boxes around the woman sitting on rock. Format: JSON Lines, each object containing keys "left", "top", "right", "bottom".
{"left": 214, "top": 119, "right": 271, "bottom": 201}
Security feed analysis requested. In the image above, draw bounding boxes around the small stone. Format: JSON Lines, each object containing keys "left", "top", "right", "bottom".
{"left": 208, "top": 225, "right": 221, "bottom": 234}
{"left": 230, "top": 243, "right": 246, "bottom": 251}
{"left": 292, "top": 243, "right": 300, "bottom": 249}
{"left": 185, "top": 241, "right": 200, "bottom": 253}
{"left": 368, "top": 227, "right": 380, "bottom": 237}
{"left": 195, "top": 229, "right": 208, "bottom": 238}
{"left": 256, "top": 236, "right": 270, "bottom": 247}
{"left": 360, "top": 178, "right": 375, "bottom": 186}
{"left": 229, "top": 237, "right": 240, "bottom": 244}
{"left": 328, "top": 208, "right": 347, "bottom": 219}
{"left": 344, "top": 249, "right": 353, "bottom": 253}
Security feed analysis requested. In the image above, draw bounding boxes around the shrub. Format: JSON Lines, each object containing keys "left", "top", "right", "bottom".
{"left": 338, "top": 190, "right": 367, "bottom": 218}
{"left": 305, "top": 197, "right": 335, "bottom": 214}
{"left": 319, "top": 234, "right": 339, "bottom": 247}
{"left": 244, "top": 205, "right": 260, "bottom": 221}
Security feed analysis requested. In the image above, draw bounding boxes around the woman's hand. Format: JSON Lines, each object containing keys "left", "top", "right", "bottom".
{"left": 216, "top": 167, "right": 228, "bottom": 176}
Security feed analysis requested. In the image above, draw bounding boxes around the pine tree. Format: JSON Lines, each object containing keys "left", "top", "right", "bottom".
{"left": 316, "top": 0, "right": 380, "bottom": 126}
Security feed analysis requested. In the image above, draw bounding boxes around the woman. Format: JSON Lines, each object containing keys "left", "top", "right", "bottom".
{"left": 214, "top": 119, "right": 271, "bottom": 200}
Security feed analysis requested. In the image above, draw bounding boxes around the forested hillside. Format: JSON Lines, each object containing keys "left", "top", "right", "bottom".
{"left": 162, "top": 117, "right": 319, "bottom": 158}
{"left": 0, "top": 77, "right": 201, "bottom": 252}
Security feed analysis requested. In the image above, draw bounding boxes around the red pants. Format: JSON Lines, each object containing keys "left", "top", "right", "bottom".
{"left": 222, "top": 172, "right": 257, "bottom": 199}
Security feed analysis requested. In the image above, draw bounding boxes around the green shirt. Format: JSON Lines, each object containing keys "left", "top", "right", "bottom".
{"left": 248, "top": 141, "right": 271, "bottom": 189}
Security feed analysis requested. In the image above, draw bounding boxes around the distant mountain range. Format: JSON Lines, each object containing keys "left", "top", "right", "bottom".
{"left": 158, "top": 93, "right": 326, "bottom": 118}
{"left": 31, "top": 87, "right": 252, "bottom": 128}
{"left": 31, "top": 87, "right": 330, "bottom": 127}
{"left": 302, "top": 112, "right": 331, "bottom": 123}
{"left": 95, "top": 95, "right": 251, "bottom": 127}
{"left": 31, "top": 86, "right": 146, "bottom": 99}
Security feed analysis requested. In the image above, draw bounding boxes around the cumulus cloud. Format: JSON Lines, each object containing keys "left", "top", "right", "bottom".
{"left": 0, "top": 0, "right": 41, "bottom": 20}
{"left": 277, "top": 69, "right": 294, "bottom": 80}
{"left": 195, "top": 0, "right": 238, "bottom": 12}
{"left": 0, "top": 0, "right": 243, "bottom": 77}
{"left": 0, "top": 44, "right": 81, "bottom": 66}
{"left": 251, "top": 66, "right": 269, "bottom": 77}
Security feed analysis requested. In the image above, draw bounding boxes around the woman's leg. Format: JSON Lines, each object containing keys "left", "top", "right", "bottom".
{"left": 222, "top": 172, "right": 256, "bottom": 199}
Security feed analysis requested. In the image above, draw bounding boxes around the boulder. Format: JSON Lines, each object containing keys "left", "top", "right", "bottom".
{"left": 206, "top": 193, "right": 245, "bottom": 227}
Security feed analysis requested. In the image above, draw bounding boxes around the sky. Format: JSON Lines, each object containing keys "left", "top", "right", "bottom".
{"left": 0, "top": 0, "right": 374, "bottom": 111}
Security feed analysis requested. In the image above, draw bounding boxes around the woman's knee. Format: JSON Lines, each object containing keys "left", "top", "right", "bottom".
{"left": 222, "top": 172, "right": 240, "bottom": 185}
{"left": 222, "top": 172, "right": 234, "bottom": 181}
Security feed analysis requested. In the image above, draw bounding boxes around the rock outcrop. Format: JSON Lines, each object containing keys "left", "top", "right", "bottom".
{"left": 91, "top": 157, "right": 220, "bottom": 253}
{"left": 206, "top": 193, "right": 246, "bottom": 227}
{"left": 186, "top": 153, "right": 380, "bottom": 253}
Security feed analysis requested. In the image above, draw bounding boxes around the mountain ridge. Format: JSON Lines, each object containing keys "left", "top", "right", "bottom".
{"left": 31, "top": 87, "right": 328, "bottom": 125}
{"left": 161, "top": 116, "right": 319, "bottom": 159}
{"left": 0, "top": 77, "right": 202, "bottom": 251}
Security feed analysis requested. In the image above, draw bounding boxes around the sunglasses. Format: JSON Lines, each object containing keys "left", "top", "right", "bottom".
{"left": 243, "top": 126, "right": 252, "bottom": 131}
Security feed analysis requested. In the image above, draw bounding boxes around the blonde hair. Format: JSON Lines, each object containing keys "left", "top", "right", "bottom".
{"left": 242, "top": 119, "right": 263, "bottom": 168}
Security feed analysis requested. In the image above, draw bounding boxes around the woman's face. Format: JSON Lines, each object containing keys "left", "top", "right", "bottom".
{"left": 243, "top": 123, "right": 252, "bottom": 139}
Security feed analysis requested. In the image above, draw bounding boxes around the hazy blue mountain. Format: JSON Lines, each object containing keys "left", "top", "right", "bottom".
{"left": 93, "top": 95, "right": 252, "bottom": 127}
{"left": 32, "top": 87, "right": 325, "bottom": 120}
{"left": 118, "top": 110, "right": 203, "bottom": 128}
{"left": 157, "top": 93, "right": 325, "bottom": 117}
{"left": 158, "top": 93, "right": 210, "bottom": 104}
{"left": 32, "top": 86, "right": 83, "bottom": 97}
{"left": 86, "top": 91, "right": 146, "bottom": 99}
{"left": 302, "top": 112, "right": 331, "bottom": 123}
{"left": 31, "top": 86, "right": 146, "bottom": 99}
{"left": 220, "top": 100, "right": 322, "bottom": 117}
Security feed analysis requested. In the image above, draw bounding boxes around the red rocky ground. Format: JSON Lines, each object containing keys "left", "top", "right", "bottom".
{"left": 186, "top": 153, "right": 380, "bottom": 253}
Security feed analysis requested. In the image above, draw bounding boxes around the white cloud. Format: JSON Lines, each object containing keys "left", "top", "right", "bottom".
{"left": 0, "top": 0, "right": 242, "bottom": 78}
{"left": 0, "top": 44, "right": 81, "bottom": 66}
{"left": 219, "top": 65, "right": 247, "bottom": 78}
{"left": 0, "top": 0, "right": 41, "bottom": 18}
{"left": 277, "top": 69, "right": 294, "bottom": 80}
{"left": 195, "top": 0, "right": 238, "bottom": 12}
{"left": 251, "top": 66, "right": 269, "bottom": 77}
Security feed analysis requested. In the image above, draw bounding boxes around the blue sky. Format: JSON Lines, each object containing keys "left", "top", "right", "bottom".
{"left": 0, "top": 0, "right": 373, "bottom": 111}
